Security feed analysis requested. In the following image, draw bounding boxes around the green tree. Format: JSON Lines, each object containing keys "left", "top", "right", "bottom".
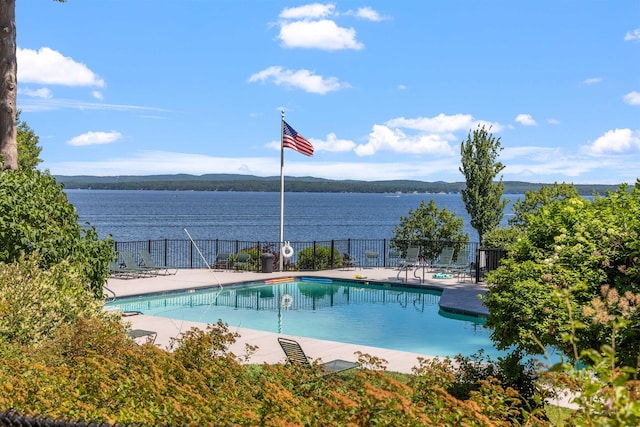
{"left": 0, "top": 169, "right": 114, "bottom": 296}
{"left": 0, "top": 1, "right": 64, "bottom": 171}
{"left": 16, "top": 111, "right": 42, "bottom": 170}
{"left": 484, "top": 184, "right": 640, "bottom": 367}
{"left": 391, "top": 199, "right": 468, "bottom": 262}
{"left": 459, "top": 125, "right": 508, "bottom": 247}
{"left": 508, "top": 182, "right": 580, "bottom": 228}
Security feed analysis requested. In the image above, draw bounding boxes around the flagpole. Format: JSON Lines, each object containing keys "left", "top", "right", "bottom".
{"left": 279, "top": 110, "right": 285, "bottom": 272}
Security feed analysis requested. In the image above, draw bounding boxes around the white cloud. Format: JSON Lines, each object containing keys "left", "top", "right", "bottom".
{"left": 279, "top": 3, "right": 335, "bottom": 20}
{"left": 67, "top": 130, "right": 123, "bottom": 146}
{"left": 501, "top": 146, "right": 560, "bottom": 161}
{"left": 584, "top": 77, "right": 602, "bottom": 85}
{"left": 92, "top": 91, "right": 104, "bottom": 101}
{"left": 350, "top": 7, "right": 386, "bottom": 21}
{"left": 266, "top": 132, "right": 355, "bottom": 153}
{"left": 584, "top": 128, "right": 640, "bottom": 155}
{"left": 278, "top": 19, "right": 363, "bottom": 50}
{"left": 623, "top": 91, "right": 640, "bottom": 105}
{"left": 17, "top": 97, "right": 168, "bottom": 113}
{"left": 19, "top": 87, "right": 52, "bottom": 98}
{"left": 350, "top": 113, "right": 503, "bottom": 157}
{"left": 311, "top": 133, "right": 356, "bottom": 152}
{"left": 547, "top": 118, "right": 560, "bottom": 125}
{"left": 248, "top": 66, "right": 349, "bottom": 94}
{"left": 386, "top": 113, "right": 477, "bottom": 133}
{"left": 624, "top": 28, "right": 640, "bottom": 41}
{"left": 17, "top": 47, "right": 104, "bottom": 87}
{"left": 355, "top": 124, "right": 455, "bottom": 156}
{"left": 515, "top": 114, "right": 537, "bottom": 126}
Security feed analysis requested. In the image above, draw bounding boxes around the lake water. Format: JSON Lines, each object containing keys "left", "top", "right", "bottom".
{"left": 65, "top": 190, "right": 518, "bottom": 243}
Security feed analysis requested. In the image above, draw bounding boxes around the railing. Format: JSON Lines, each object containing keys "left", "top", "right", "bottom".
{"left": 113, "top": 239, "right": 507, "bottom": 282}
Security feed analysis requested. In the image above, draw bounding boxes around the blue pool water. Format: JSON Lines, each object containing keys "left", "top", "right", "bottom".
{"left": 107, "top": 279, "right": 502, "bottom": 359}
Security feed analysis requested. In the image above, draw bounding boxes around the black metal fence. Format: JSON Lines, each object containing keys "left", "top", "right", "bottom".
{"left": 0, "top": 409, "right": 118, "bottom": 427}
{"left": 113, "top": 239, "right": 508, "bottom": 281}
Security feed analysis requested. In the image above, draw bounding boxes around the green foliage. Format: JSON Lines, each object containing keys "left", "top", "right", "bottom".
{"left": 391, "top": 199, "right": 468, "bottom": 262}
{"left": 16, "top": 111, "right": 42, "bottom": 171}
{"left": 297, "top": 245, "right": 343, "bottom": 270}
{"left": 0, "top": 316, "right": 554, "bottom": 426}
{"left": 0, "top": 255, "right": 112, "bottom": 346}
{"left": 443, "top": 349, "right": 545, "bottom": 416}
{"left": 485, "top": 184, "right": 640, "bottom": 367}
{"left": 459, "top": 125, "right": 509, "bottom": 246}
{"left": 483, "top": 226, "right": 522, "bottom": 249}
{"left": 0, "top": 169, "right": 114, "bottom": 295}
{"left": 509, "top": 182, "right": 581, "bottom": 228}
{"left": 544, "top": 286, "right": 640, "bottom": 426}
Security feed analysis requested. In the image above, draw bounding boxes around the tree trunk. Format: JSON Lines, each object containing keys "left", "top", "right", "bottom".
{"left": 0, "top": 0, "right": 17, "bottom": 171}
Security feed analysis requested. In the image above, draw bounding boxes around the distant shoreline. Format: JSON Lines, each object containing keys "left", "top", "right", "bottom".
{"left": 55, "top": 173, "right": 622, "bottom": 196}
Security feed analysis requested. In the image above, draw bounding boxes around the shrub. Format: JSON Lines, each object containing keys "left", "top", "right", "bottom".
{"left": 0, "top": 256, "right": 113, "bottom": 346}
{"left": 297, "top": 245, "right": 342, "bottom": 270}
{"left": 0, "top": 169, "right": 114, "bottom": 295}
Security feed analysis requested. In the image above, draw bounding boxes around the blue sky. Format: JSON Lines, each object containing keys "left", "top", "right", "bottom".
{"left": 16, "top": 1, "right": 640, "bottom": 184}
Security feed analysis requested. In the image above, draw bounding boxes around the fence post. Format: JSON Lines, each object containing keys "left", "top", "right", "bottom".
{"left": 383, "top": 238, "right": 387, "bottom": 267}
{"left": 313, "top": 241, "right": 317, "bottom": 271}
{"left": 475, "top": 247, "right": 480, "bottom": 283}
{"left": 164, "top": 239, "right": 168, "bottom": 267}
{"left": 330, "top": 240, "right": 335, "bottom": 268}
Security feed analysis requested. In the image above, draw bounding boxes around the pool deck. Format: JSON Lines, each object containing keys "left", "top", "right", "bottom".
{"left": 106, "top": 267, "right": 579, "bottom": 409}
{"left": 106, "top": 267, "right": 487, "bottom": 374}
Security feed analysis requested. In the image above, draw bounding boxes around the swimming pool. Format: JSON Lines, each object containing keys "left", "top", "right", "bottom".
{"left": 106, "top": 279, "right": 501, "bottom": 359}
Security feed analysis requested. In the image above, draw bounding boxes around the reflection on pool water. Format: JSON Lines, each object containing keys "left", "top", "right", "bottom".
{"left": 106, "top": 279, "right": 520, "bottom": 360}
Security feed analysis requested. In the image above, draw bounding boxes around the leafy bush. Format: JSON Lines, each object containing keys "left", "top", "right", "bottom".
{"left": 0, "top": 317, "right": 553, "bottom": 427}
{"left": 0, "top": 169, "right": 114, "bottom": 295}
{"left": 297, "top": 245, "right": 342, "bottom": 270}
{"left": 483, "top": 226, "right": 522, "bottom": 249}
{"left": 445, "top": 349, "right": 544, "bottom": 411}
{"left": 391, "top": 199, "right": 468, "bottom": 262}
{"left": 485, "top": 184, "right": 640, "bottom": 367}
{"left": 0, "top": 256, "right": 113, "bottom": 346}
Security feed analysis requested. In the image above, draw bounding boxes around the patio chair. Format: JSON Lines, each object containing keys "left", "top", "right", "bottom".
{"left": 387, "top": 249, "right": 402, "bottom": 269}
{"left": 431, "top": 247, "right": 455, "bottom": 271}
{"left": 234, "top": 253, "right": 252, "bottom": 272}
{"left": 213, "top": 253, "right": 231, "bottom": 270}
{"left": 396, "top": 246, "right": 421, "bottom": 281}
{"left": 278, "top": 337, "right": 358, "bottom": 374}
{"left": 120, "top": 251, "right": 156, "bottom": 277}
{"left": 341, "top": 253, "right": 359, "bottom": 270}
{"left": 447, "top": 249, "right": 472, "bottom": 277}
{"left": 138, "top": 249, "right": 177, "bottom": 275}
{"left": 109, "top": 260, "right": 139, "bottom": 279}
{"left": 364, "top": 251, "right": 380, "bottom": 268}
{"left": 127, "top": 328, "right": 157, "bottom": 345}
{"left": 457, "top": 261, "right": 477, "bottom": 282}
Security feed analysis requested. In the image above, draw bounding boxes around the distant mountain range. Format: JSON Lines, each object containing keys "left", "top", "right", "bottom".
{"left": 54, "top": 173, "right": 622, "bottom": 195}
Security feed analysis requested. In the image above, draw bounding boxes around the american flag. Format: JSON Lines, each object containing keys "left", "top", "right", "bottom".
{"left": 282, "top": 120, "right": 314, "bottom": 157}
